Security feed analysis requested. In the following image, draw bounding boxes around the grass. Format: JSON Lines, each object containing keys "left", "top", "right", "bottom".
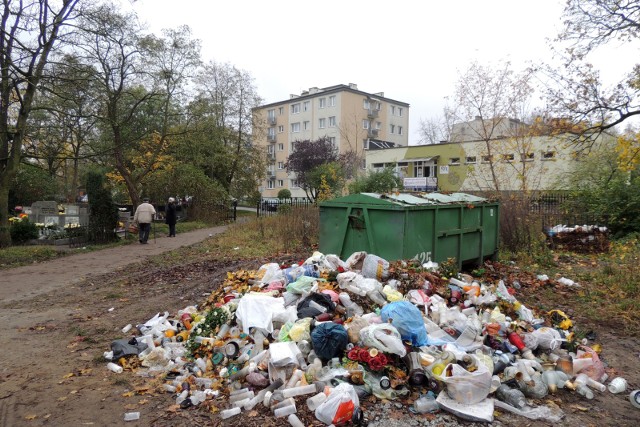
{"left": 507, "top": 234, "right": 640, "bottom": 335}
{"left": 0, "top": 220, "right": 214, "bottom": 269}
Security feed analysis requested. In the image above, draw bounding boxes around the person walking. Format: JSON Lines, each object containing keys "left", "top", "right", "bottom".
{"left": 165, "top": 197, "right": 177, "bottom": 237}
{"left": 133, "top": 197, "right": 156, "bottom": 244}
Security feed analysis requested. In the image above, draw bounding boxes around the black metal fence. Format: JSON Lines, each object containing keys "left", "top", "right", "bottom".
{"left": 256, "top": 198, "right": 315, "bottom": 217}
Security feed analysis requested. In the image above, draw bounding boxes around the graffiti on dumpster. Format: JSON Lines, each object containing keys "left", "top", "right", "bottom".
{"left": 412, "top": 251, "right": 432, "bottom": 264}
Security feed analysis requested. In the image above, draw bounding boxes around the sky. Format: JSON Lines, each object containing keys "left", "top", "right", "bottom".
{"left": 129, "top": 0, "right": 637, "bottom": 145}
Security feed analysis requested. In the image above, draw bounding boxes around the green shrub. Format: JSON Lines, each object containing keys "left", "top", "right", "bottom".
{"left": 10, "top": 219, "right": 38, "bottom": 244}
{"left": 277, "top": 188, "right": 292, "bottom": 199}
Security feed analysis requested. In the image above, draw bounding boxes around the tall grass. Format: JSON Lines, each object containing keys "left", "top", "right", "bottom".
{"left": 201, "top": 207, "right": 319, "bottom": 258}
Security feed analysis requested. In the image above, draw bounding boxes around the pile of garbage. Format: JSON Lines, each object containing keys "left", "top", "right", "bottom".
{"left": 546, "top": 224, "right": 610, "bottom": 253}
{"left": 104, "top": 251, "right": 633, "bottom": 424}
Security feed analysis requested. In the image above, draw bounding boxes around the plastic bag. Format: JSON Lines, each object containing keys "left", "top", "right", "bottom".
{"left": 288, "top": 317, "right": 312, "bottom": 342}
{"left": 236, "top": 293, "right": 285, "bottom": 333}
{"left": 382, "top": 284, "right": 403, "bottom": 302}
{"left": 493, "top": 400, "right": 564, "bottom": 423}
{"left": 442, "top": 359, "right": 492, "bottom": 404}
{"left": 345, "top": 251, "right": 367, "bottom": 270}
{"left": 311, "top": 322, "right": 348, "bottom": 361}
{"left": 286, "top": 275, "right": 317, "bottom": 294}
{"left": 359, "top": 323, "right": 407, "bottom": 357}
{"left": 297, "top": 293, "right": 335, "bottom": 318}
{"left": 380, "top": 301, "right": 428, "bottom": 347}
{"left": 315, "top": 383, "right": 359, "bottom": 425}
{"left": 256, "top": 263, "right": 283, "bottom": 284}
{"left": 362, "top": 254, "right": 390, "bottom": 281}
{"left": 325, "top": 254, "right": 348, "bottom": 271}
{"left": 345, "top": 316, "right": 369, "bottom": 343}
{"left": 577, "top": 345, "right": 605, "bottom": 381}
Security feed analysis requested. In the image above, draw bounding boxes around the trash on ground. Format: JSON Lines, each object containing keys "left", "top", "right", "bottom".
{"left": 104, "top": 250, "right": 630, "bottom": 424}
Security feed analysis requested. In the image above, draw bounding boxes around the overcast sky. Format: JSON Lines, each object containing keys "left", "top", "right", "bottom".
{"left": 130, "top": 0, "right": 635, "bottom": 144}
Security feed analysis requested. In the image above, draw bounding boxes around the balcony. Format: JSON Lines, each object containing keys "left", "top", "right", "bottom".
{"left": 268, "top": 116, "right": 276, "bottom": 125}
{"left": 267, "top": 133, "right": 276, "bottom": 143}
{"left": 368, "top": 128, "right": 379, "bottom": 138}
{"left": 267, "top": 152, "right": 276, "bottom": 161}
{"left": 367, "top": 109, "right": 379, "bottom": 118}
{"left": 267, "top": 170, "right": 275, "bottom": 178}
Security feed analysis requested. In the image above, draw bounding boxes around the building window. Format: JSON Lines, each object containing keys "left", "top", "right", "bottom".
{"left": 267, "top": 145, "right": 274, "bottom": 154}
{"left": 328, "top": 136, "right": 336, "bottom": 146}
{"left": 363, "top": 139, "right": 369, "bottom": 150}
{"left": 329, "top": 116, "right": 336, "bottom": 127}
{"left": 319, "top": 98, "right": 326, "bottom": 108}
{"left": 542, "top": 150, "right": 556, "bottom": 160}
{"left": 278, "top": 107, "right": 284, "bottom": 115}
{"left": 522, "top": 152, "right": 535, "bottom": 161}
{"left": 278, "top": 125, "right": 284, "bottom": 133}
{"left": 372, "top": 163, "right": 384, "bottom": 168}
{"left": 449, "top": 157, "right": 460, "bottom": 165}
{"left": 291, "top": 122, "right": 300, "bottom": 133}
{"left": 319, "top": 118, "right": 326, "bottom": 128}
{"left": 361, "top": 158, "right": 367, "bottom": 169}
{"left": 502, "top": 153, "right": 515, "bottom": 162}
{"left": 277, "top": 179, "right": 284, "bottom": 187}
{"left": 268, "top": 109, "right": 276, "bottom": 119}
{"left": 375, "top": 121, "right": 381, "bottom": 130}
{"left": 277, "top": 143, "right": 284, "bottom": 151}
{"left": 389, "top": 124, "right": 395, "bottom": 134}
{"left": 303, "top": 121, "right": 310, "bottom": 130}
{"left": 390, "top": 105, "right": 396, "bottom": 115}
{"left": 267, "top": 128, "right": 275, "bottom": 137}
{"left": 362, "top": 120, "right": 369, "bottom": 129}
{"left": 303, "top": 101, "right": 310, "bottom": 112}
{"left": 363, "top": 99, "right": 370, "bottom": 109}
{"left": 291, "top": 103, "right": 300, "bottom": 114}
{"left": 481, "top": 155, "right": 493, "bottom": 163}
{"left": 290, "top": 179, "right": 300, "bottom": 188}
{"left": 329, "top": 95, "right": 336, "bottom": 107}
{"left": 267, "top": 180, "right": 275, "bottom": 189}
{"left": 398, "top": 126, "right": 403, "bottom": 135}
{"left": 465, "top": 156, "right": 477, "bottom": 164}
{"left": 277, "top": 161, "right": 284, "bottom": 170}
{"left": 398, "top": 107, "right": 403, "bottom": 117}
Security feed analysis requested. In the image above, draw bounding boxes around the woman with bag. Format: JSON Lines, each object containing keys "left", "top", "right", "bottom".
{"left": 165, "top": 197, "right": 177, "bottom": 237}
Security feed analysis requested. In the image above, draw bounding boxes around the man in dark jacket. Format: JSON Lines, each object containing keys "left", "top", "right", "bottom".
{"left": 165, "top": 197, "right": 177, "bottom": 237}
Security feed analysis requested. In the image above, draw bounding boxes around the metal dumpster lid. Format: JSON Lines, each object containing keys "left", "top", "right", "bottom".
{"left": 361, "top": 192, "right": 487, "bottom": 205}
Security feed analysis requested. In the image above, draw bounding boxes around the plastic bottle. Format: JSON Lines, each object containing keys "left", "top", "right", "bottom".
{"left": 285, "top": 369, "right": 304, "bottom": 389}
{"left": 338, "top": 292, "right": 364, "bottom": 316}
{"left": 123, "top": 412, "right": 140, "bottom": 421}
{"left": 282, "top": 384, "right": 318, "bottom": 398}
{"left": 574, "top": 374, "right": 594, "bottom": 399}
{"left": 306, "top": 392, "right": 328, "bottom": 411}
{"left": 220, "top": 407, "right": 241, "bottom": 420}
{"left": 288, "top": 413, "right": 305, "bottom": 427}
{"left": 274, "top": 403, "right": 297, "bottom": 418}
{"left": 107, "top": 362, "right": 123, "bottom": 373}
{"left": 413, "top": 394, "right": 439, "bottom": 413}
{"left": 496, "top": 384, "right": 526, "bottom": 409}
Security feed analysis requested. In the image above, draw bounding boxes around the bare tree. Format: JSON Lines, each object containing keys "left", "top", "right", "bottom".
{"left": 543, "top": 0, "right": 640, "bottom": 141}
{"left": 447, "top": 61, "right": 535, "bottom": 192}
{"left": 418, "top": 111, "right": 455, "bottom": 145}
{"left": 0, "top": 0, "right": 82, "bottom": 247}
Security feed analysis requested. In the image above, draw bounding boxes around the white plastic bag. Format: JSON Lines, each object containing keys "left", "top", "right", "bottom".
{"left": 345, "top": 251, "right": 367, "bottom": 270}
{"left": 256, "top": 263, "right": 283, "bottom": 284}
{"left": 315, "top": 383, "right": 359, "bottom": 425}
{"left": 235, "top": 293, "right": 285, "bottom": 333}
{"left": 359, "top": 323, "right": 407, "bottom": 357}
{"left": 442, "top": 357, "right": 492, "bottom": 404}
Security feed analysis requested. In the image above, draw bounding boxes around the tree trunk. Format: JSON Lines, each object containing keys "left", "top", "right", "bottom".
{"left": 0, "top": 183, "right": 12, "bottom": 247}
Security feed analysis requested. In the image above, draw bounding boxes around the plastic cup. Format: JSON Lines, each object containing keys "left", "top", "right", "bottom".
{"left": 630, "top": 390, "right": 640, "bottom": 409}
{"left": 123, "top": 412, "right": 140, "bottom": 421}
{"left": 608, "top": 377, "right": 628, "bottom": 394}
{"left": 274, "top": 403, "right": 297, "bottom": 418}
{"left": 288, "top": 413, "right": 305, "bottom": 427}
{"left": 220, "top": 407, "right": 241, "bottom": 420}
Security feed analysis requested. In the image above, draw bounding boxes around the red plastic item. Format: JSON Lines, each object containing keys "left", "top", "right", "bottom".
{"left": 508, "top": 331, "right": 526, "bottom": 351}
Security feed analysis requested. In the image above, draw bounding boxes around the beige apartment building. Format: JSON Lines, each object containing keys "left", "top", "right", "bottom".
{"left": 253, "top": 83, "right": 410, "bottom": 198}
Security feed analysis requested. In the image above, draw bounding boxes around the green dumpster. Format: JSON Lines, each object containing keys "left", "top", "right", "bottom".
{"left": 319, "top": 192, "right": 499, "bottom": 266}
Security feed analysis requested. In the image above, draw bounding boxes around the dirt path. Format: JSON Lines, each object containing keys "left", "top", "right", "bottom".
{"left": 0, "top": 225, "right": 229, "bottom": 303}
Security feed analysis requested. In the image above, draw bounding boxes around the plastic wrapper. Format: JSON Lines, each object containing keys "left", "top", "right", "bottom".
{"left": 288, "top": 317, "right": 312, "bottom": 342}
{"left": 493, "top": 400, "right": 564, "bottom": 423}
{"left": 286, "top": 275, "right": 317, "bottom": 295}
{"left": 382, "top": 284, "right": 403, "bottom": 302}
{"left": 345, "top": 316, "right": 369, "bottom": 343}
{"left": 235, "top": 293, "right": 285, "bottom": 333}
{"left": 345, "top": 251, "right": 367, "bottom": 270}
{"left": 256, "top": 263, "right": 283, "bottom": 284}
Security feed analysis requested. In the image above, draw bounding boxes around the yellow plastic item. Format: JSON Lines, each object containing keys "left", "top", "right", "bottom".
{"left": 547, "top": 309, "right": 573, "bottom": 330}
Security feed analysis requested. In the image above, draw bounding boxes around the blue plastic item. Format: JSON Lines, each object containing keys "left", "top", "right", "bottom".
{"left": 380, "top": 301, "right": 428, "bottom": 346}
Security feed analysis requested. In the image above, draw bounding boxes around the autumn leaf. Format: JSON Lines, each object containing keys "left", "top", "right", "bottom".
{"left": 122, "top": 391, "right": 134, "bottom": 397}
{"left": 62, "top": 373, "right": 74, "bottom": 379}
{"left": 24, "top": 415, "right": 37, "bottom": 420}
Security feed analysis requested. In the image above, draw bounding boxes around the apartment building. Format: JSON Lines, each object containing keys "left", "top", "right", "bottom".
{"left": 253, "top": 83, "right": 410, "bottom": 198}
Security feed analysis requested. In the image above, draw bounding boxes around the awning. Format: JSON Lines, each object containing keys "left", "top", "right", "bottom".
{"left": 403, "top": 156, "right": 439, "bottom": 163}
